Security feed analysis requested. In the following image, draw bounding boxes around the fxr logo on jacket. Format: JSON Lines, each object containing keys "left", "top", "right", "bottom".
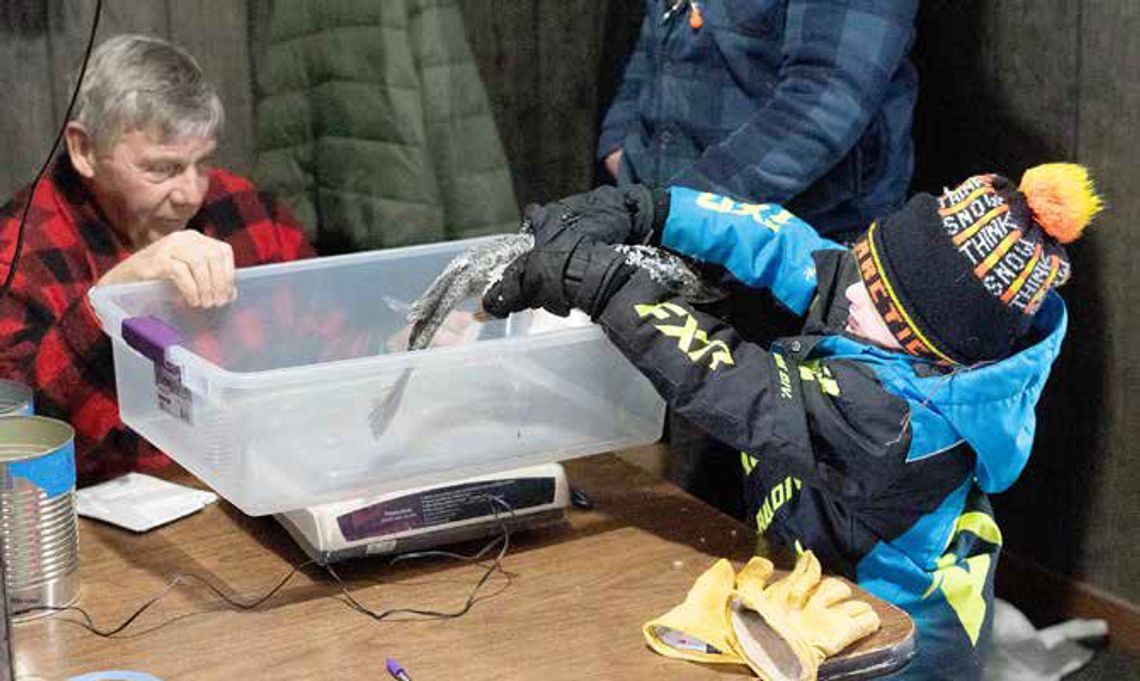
{"left": 634, "top": 301, "right": 734, "bottom": 370}
{"left": 694, "top": 193, "right": 796, "bottom": 232}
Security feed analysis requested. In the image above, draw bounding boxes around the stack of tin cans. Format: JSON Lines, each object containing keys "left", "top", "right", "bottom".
{"left": 0, "top": 380, "right": 79, "bottom": 624}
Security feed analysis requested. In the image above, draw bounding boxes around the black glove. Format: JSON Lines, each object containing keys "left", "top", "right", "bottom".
{"left": 523, "top": 184, "right": 669, "bottom": 245}
{"left": 484, "top": 204, "right": 636, "bottom": 319}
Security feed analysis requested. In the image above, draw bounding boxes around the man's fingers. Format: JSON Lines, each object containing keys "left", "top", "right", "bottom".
{"left": 164, "top": 233, "right": 235, "bottom": 308}
{"left": 199, "top": 255, "right": 220, "bottom": 308}
{"left": 100, "top": 231, "right": 240, "bottom": 308}
{"left": 208, "top": 242, "right": 236, "bottom": 307}
{"left": 166, "top": 259, "right": 201, "bottom": 307}
{"left": 183, "top": 254, "right": 215, "bottom": 307}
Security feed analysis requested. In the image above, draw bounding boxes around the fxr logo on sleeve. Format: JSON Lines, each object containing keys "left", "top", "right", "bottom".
{"left": 695, "top": 193, "right": 795, "bottom": 231}
{"left": 634, "top": 301, "right": 734, "bottom": 370}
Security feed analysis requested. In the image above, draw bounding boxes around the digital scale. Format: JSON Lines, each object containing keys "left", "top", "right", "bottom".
{"left": 276, "top": 463, "right": 570, "bottom": 564}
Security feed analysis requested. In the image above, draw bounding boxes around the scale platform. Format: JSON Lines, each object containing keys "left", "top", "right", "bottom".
{"left": 276, "top": 463, "right": 570, "bottom": 564}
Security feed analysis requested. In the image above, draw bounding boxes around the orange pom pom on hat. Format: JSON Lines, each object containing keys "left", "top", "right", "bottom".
{"left": 852, "top": 163, "right": 1103, "bottom": 365}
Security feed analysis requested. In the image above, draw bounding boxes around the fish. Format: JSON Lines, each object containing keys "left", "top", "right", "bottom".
{"left": 406, "top": 236, "right": 723, "bottom": 351}
{"left": 406, "top": 233, "right": 535, "bottom": 352}
{"left": 369, "top": 233, "right": 724, "bottom": 437}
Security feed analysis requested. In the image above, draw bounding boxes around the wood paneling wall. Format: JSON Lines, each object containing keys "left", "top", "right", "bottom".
{"left": 0, "top": 0, "right": 254, "bottom": 200}
{"left": 458, "top": 0, "right": 636, "bottom": 207}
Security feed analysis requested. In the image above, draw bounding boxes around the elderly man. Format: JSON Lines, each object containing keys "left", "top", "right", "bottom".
{"left": 0, "top": 34, "right": 314, "bottom": 484}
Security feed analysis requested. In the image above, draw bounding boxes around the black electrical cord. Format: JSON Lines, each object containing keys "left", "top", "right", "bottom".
{"left": 325, "top": 495, "right": 517, "bottom": 622}
{"left": 0, "top": 0, "right": 103, "bottom": 299}
{"left": 18, "top": 559, "right": 316, "bottom": 637}
{"left": 17, "top": 495, "right": 518, "bottom": 637}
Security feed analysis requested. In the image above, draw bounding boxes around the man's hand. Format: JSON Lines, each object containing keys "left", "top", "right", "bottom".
{"left": 97, "top": 230, "right": 236, "bottom": 308}
{"left": 604, "top": 148, "right": 623, "bottom": 179}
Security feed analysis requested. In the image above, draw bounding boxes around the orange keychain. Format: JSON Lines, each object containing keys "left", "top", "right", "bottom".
{"left": 689, "top": 1, "right": 704, "bottom": 29}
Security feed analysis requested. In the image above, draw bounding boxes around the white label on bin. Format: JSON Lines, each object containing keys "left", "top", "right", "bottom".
{"left": 155, "top": 362, "right": 194, "bottom": 424}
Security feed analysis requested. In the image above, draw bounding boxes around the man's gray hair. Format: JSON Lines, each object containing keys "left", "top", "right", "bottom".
{"left": 72, "top": 34, "right": 224, "bottom": 148}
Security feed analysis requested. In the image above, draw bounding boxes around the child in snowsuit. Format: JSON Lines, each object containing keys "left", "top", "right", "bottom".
{"left": 481, "top": 164, "right": 1101, "bottom": 679}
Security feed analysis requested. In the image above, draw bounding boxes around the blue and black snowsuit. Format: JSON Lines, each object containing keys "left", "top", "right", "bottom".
{"left": 593, "top": 186, "right": 1067, "bottom": 678}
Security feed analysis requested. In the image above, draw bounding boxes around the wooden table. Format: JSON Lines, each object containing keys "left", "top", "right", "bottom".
{"left": 14, "top": 452, "right": 913, "bottom": 680}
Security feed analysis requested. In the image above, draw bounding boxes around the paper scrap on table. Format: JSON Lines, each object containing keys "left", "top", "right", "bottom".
{"left": 76, "top": 473, "right": 218, "bottom": 532}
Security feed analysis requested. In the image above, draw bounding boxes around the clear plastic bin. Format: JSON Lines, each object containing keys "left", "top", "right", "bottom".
{"left": 89, "top": 237, "right": 665, "bottom": 516}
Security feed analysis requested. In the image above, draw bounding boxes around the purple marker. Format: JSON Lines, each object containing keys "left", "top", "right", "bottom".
{"left": 386, "top": 658, "right": 412, "bottom": 681}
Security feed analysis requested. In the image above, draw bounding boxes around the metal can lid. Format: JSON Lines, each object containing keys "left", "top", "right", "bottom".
{"left": 0, "top": 416, "right": 74, "bottom": 463}
{"left": 0, "top": 380, "right": 32, "bottom": 416}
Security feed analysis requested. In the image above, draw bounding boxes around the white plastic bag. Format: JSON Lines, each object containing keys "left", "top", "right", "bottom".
{"left": 984, "top": 598, "right": 1108, "bottom": 680}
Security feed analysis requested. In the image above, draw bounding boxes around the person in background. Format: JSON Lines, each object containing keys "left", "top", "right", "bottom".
{"left": 480, "top": 165, "right": 1101, "bottom": 678}
{"left": 0, "top": 35, "right": 314, "bottom": 484}
{"left": 598, "top": 0, "right": 919, "bottom": 517}
{"left": 601, "top": 0, "right": 918, "bottom": 239}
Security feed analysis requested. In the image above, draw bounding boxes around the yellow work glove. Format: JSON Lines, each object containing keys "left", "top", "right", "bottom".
{"left": 726, "top": 551, "right": 881, "bottom": 681}
{"left": 643, "top": 559, "right": 744, "bottom": 665}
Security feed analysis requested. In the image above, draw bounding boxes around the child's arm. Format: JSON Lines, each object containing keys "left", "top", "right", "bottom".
{"left": 597, "top": 269, "right": 913, "bottom": 496}
{"left": 656, "top": 186, "right": 846, "bottom": 315}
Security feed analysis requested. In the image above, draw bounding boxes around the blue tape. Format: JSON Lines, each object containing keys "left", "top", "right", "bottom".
{"left": 8, "top": 438, "right": 76, "bottom": 498}
{"left": 67, "top": 672, "right": 164, "bottom": 681}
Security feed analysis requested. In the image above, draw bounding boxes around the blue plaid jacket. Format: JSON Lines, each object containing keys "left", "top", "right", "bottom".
{"left": 600, "top": 0, "right": 919, "bottom": 236}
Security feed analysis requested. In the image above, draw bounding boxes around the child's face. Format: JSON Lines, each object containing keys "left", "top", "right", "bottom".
{"left": 844, "top": 281, "right": 902, "bottom": 350}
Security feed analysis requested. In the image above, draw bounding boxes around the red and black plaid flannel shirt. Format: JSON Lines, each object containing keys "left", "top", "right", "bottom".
{"left": 0, "top": 155, "right": 315, "bottom": 485}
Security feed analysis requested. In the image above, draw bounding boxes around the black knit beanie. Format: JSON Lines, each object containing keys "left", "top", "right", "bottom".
{"left": 851, "top": 165, "right": 1101, "bottom": 365}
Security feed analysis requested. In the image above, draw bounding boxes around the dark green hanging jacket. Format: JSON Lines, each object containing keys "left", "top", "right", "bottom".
{"left": 251, "top": 0, "right": 518, "bottom": 252}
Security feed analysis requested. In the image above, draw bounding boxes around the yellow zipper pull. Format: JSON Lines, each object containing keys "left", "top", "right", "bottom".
{"left": 689, "top": 1, "right": 704, "bottom": 29}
